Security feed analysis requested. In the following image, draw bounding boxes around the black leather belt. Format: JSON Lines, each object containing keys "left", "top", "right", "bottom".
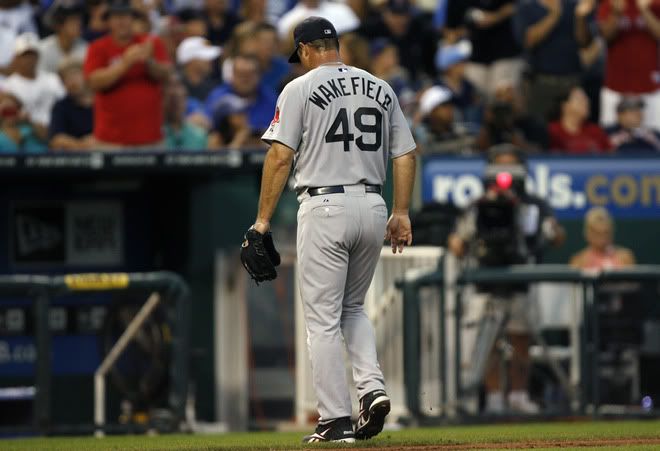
{"left": 307, "top": 185, "right": 381, "bottom": 196}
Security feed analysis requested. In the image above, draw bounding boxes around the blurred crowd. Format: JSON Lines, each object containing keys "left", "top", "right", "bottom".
{"left": 0, "top": 0, "right": 660, "bottom": 153}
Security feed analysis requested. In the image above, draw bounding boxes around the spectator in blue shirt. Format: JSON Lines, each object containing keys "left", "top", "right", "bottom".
{"left": 0, "top": 91, "right": 47, "bottom": 153}
{"left": 49, "top": 59, "right": 94, "bottom": 150}
{"left": 253, "top": 22, "right": 290, "bottom": 93}
{"left": 164, "top": 74, "right": 209, "bottom": 151}
{"left": 435, "top": 40, "right": 481, "bottom": 131}
{"left": 513, "top": 0, "right": 596, "bottom": 120}
{"left": 369, "top": 38, "right": 413, "bottom": 102}
{"left": 177, "top": 36, "right": 222, "bottom": 102}
{"left": 205, "top": 53, "right": 277, "bottom": 137}
{"left": 207, "top": 93, "right": 255, "bottom": 149}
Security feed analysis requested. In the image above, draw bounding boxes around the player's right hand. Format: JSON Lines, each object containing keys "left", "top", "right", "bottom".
{"left": 447, "top": 233, "right": 465, "bottom": 258}
{"left": 385, "top": 212, "right": 412, "bottom": 254}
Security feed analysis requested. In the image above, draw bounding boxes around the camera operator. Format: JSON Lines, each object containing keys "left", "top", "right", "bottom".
{"left": 447, "top": 144, "right": 564, "bottom": 413}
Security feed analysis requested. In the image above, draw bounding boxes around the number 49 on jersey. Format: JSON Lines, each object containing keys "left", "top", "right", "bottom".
{"left": 324, "top": 107, "right": 383, "bottom": 152}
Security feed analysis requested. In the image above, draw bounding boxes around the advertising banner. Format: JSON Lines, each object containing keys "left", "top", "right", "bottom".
{"left": 422, "top": 156, "right": 660, "bottom": 219}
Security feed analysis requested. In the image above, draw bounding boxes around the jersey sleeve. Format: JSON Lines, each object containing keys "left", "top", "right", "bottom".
{"left": 261, "top": 80, "right": 304, "bottom": 151}
{"left": 388, "top": 91, "right": 416, "bottom": 159}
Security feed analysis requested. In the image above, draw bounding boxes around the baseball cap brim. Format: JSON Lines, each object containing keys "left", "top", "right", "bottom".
{"left": 419, "top": 86, "right": 453, "bottom": 117}
{"left": 288, "top": 45, "right": 300, "bottom": 63}
{"left": 15, "top": 46, "right": 38, "bottom": 56}
{"left": 13, "top": 33, "right": 40, "bottom": 57}
{"left": 198, "top": 47, "right": 221, "bottom": 60}
{"left": 178, "top": 46, "right": 221, "bottom": 64}
{"left": 288, "top": 16, "right": 337, "bottom": 64}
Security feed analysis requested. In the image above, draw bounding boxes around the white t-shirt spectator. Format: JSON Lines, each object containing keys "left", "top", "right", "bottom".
{"left": 277, "top": 1, "right": 359, "bottom": 39}
{"left": 4, "top": 71, "right": 65, "bottom": 126}
{"left": 0, "top": 2, "right": 37, "bottom": 69}
{"left": 0, "top": 1, "right": 37, "bottom": 35}
{"left": 0, "top": 25, "right": 15, "bottom": 69}
{"left": 37, "top": 35, "right": 88, "bottom": 74}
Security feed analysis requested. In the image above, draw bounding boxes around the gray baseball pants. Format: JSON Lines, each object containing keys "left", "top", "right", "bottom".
{"left": 297, "top": 184, "right": 388, "bottom": 421}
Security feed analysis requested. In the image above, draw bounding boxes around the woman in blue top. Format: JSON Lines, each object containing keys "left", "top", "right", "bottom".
{"left": 0, "top": 91, "right": 48, "bottom": 153}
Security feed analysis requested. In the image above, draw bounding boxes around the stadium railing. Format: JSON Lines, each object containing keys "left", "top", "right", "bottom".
{"left": 398, "top": 264, "right": 660, "bottom": 421}
{"left": 0, "top": 271, "right": 190, "bottom": 435}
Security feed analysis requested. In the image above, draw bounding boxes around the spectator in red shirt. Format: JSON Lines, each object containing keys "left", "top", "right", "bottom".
{"left": 598, "top": 0, "right": 660, "bottom": 129}
{"left": 83, "top": 0, "right": 171, "bottom": 149}
{"left": 548, "top": 86, "right": 612, "bottom": 153}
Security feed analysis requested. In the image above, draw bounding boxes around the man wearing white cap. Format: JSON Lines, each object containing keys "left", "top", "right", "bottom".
{"left": 435, "top": 40, "right": 480, "bottom": 128}
{"left": 177, "top": 36, "right": 221, "bottom": 102}
{"left": 415, "top": 85, "right": 475, "bottom": 154}
{"left": 3, "top": 32, "right": 66, "bottom": 140}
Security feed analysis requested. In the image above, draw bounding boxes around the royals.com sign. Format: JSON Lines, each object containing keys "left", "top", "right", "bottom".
{"left": 422, "top": 156, "right": 660, "bottom": 219}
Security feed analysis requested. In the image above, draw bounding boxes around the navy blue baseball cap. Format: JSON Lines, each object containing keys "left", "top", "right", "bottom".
{"left": 288, "top": 16, "right": 338, "bottom": 63}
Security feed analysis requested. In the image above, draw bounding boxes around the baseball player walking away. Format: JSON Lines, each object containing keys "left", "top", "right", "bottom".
{"left": 240, "top": 16, "right": 417, "bottom": 443}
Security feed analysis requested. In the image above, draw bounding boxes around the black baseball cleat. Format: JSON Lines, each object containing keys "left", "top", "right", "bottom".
{"left": 302, "top": 416, "right": 355, "bottom": 443}
{"left": 355, "top": 389, "right": 391, "bottom": 440}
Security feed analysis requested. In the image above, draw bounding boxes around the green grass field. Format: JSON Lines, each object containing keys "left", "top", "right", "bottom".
{"left": 1, "top": 420, "right": 659, "bottom": 451}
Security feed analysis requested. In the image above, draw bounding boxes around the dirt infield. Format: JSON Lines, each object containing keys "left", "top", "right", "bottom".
{"left": 338, "top": 438, "right": 660, "bottom": 450}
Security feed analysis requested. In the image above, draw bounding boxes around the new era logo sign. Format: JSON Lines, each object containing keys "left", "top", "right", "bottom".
{"left": 324, "top": 29, "right": 331, "bottom": 34}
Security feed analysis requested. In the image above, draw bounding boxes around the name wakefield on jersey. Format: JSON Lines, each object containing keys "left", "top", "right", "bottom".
{"left": 309, "top": 74, "right": 393, "bottom": 111}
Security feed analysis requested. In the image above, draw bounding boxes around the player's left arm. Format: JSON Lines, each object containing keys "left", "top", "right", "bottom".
{"left": 252, "top": 141, "right": 294, "bottom": 234}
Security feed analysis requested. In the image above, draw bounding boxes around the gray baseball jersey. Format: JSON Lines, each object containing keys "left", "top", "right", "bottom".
{"left": 262, "top": 62, "right": 416, "bottom": 422}
{"left": 262, "top": 63, "right": 416, "bottom": 193}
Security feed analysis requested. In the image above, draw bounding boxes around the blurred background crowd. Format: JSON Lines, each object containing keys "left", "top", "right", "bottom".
{"left": 0, "top": 0, "right": 659, "bottom": 154}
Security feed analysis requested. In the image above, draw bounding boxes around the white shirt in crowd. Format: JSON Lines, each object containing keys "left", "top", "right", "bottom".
{"left": 0, "top": 1, "right": 37, "bottom": 68}
{"left": 0, "top": 1, "right": 36, "bottom": 35}
{"left": 277, "top": 1, "right": 359, "bottom": 39}
{"left": 3, "top": 71, "right": 66, "bottom": 126}
{"left": 37, "top": 35, "right": 88, "bottom": 74}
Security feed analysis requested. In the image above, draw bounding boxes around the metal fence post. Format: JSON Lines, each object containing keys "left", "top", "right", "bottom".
{"left": 402, "top": 280, "right": 421, "bottom": 418}
{"left": 33, "top": 290, "right": 51, "bottom": 433}
{"left": 590, "top": 280, "right": 600, "bottom": 417}
{"left": 169, "top": 277, "right": 191, "bottom": 425}
{"left": 439, "top": 284, "right": 447, "bottom": 417}
{"left": 454, "top": 285, "right": 463, "bottom": 403}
